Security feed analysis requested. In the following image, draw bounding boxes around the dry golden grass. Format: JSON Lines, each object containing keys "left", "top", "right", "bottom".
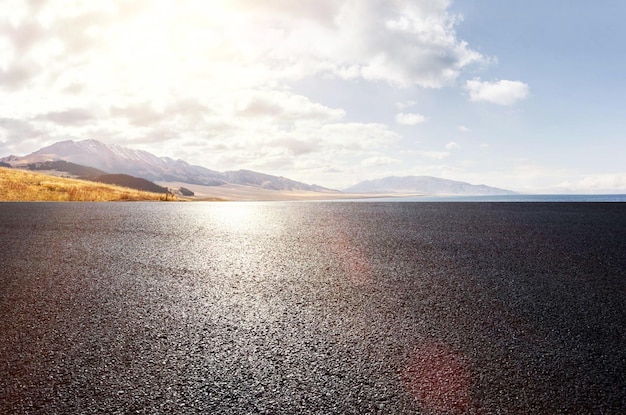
{"left": 0, "top": 167, "right": 175, "bottom": 202}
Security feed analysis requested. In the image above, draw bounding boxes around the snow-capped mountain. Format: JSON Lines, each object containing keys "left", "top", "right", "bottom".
{"left": 344, "top": 175, "right": 516, "bottom": 195}
{"left": 11, "top": 139, "right": 225, "bottom": 185}
{"left": 1, "top": 139, "right": 333, "bottom": 191}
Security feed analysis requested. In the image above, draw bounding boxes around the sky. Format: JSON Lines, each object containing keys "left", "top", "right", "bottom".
{"left": 0, "top": 0, "right": 624, "bottom": 193}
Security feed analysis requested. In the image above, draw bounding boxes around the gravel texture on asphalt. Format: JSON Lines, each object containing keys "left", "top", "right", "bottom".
{"left": 1, "top": 202, "right": 625, "bottom": 414}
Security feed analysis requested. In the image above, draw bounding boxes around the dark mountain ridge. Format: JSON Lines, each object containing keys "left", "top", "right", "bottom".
{"left": 21, "top": 160, "right": 108, "bottom": 177}
{"left": 89, "top": 174, "right": 170, "bottom": 194}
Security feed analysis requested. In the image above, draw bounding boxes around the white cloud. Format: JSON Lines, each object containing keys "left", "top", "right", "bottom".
{"left": 0, "top": 0, "right": 486, "bottom": 93}
{"left": 445, "top": 141, "right": 459, "bottom": 150}
{"left": 233, "top": 90, "right": 346, "bottom": 124}
{"left": 361, "top": 156, "right": 401, "bottom": 167}
{"left": 396, "top": 100, "right": 416, "bottom": 110}
{"left": 0, "top": 0, "right": 482, "bottom": 116}
{"left": 396, "top": 112, "right": 427, "bottom": 125}
{"left": 570, "top": 173, "right": 626, "bottom": 193}
{"left": 316, "top": 123, "right": 400, "bottom": 151}
{"left": 465, "top": 78, "right": 529, "bottom": 105}
{"left": 239, "top": 0, "right": 486, "bottom": 87}
{"left": 458, "top": 125, "right": 470, "bottom": 132}
{"left": 417, "top": 151, "right": 450, "bottom": 160}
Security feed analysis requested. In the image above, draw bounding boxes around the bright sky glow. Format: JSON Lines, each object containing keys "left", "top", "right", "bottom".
{"left": 0, "top": 0, "right": 624, "bottom": 193}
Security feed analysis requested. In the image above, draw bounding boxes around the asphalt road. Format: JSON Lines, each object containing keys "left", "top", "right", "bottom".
{"left": 1, "top": 202, "right": 625, "bottom": 414}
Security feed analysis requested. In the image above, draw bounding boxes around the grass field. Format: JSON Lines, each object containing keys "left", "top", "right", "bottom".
{"left": 0, "top": 167, "right": 175, "bottom": 202}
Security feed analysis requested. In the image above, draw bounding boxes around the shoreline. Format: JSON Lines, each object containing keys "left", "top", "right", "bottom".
{"left": 158, "top": 181, "right": 421, "bottom": 201}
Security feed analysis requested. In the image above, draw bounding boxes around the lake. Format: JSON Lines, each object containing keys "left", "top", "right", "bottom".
{"left": 1, "top": 202, "right": 625, "bottom": 414}
{"left": 338, "top": 194, "right": 626, "bottom": 202}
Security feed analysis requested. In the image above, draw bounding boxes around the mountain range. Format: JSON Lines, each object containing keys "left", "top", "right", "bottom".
{"left": 1, "top": 139, "right": 515, "bottom": 197}
{"left": 344, "top": 175, "right": 516, "bottom": 195}
{"left": 1, "top": 139, "right": 332, "bottom": 192}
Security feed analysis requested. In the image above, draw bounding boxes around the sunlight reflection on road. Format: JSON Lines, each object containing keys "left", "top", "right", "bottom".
{"left": 208, "top": 202, "right": 267, "bottom": 234}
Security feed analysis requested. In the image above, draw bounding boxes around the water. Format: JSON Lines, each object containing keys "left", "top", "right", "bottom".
{"left": 338, "top": 194, "right": 626, "bottom": 202}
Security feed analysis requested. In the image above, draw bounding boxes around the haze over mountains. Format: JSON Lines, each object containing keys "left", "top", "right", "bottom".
{"left": 1, "top": 139, "right": 332, "bottom": 193}
{"left": 345, "top": 176, "right": 516, "bottom": 195}
{"left": 2, "top": 139, "right": 515, "bottom": 197}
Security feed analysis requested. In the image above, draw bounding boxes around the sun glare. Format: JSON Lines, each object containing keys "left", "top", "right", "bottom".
{"left": 102, "top": 0, "right": 246, "bottom": 96}
{"left": 210, "top": 203, "right": 266, "bottom": 234}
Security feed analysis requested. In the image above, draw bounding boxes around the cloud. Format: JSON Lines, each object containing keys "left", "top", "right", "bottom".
{"left": 204, "top": 0, "right": 486, "bottom": 87}
{"left": 110, "top": 103, "right": 164, "bottom": 127}
{"left": 268, "top": 138, "right": 320, "bottom": 156}
{"left": 0, "top": 1, "right": 484, "bottom": 115}
{"left": 168, "top": 119, "right": 401, "bottom": 178}
{"left": 0, "top": 20, "right": 46, "bottom": 54}
{"left": 236, "top": 98, "right": 283, "bottom": 118}
{"left": 332, "top": 1, "right": 485, "bottom": 87}
{"left": 361, "top": 156, "right": 401, "bottom": 167}
{"left": 445, "top": 142, "right": 459, "bottom": 150}
{"left": 574, "top": 173, "right": 626, "bottom": 192}
{"left": 235, "top": 90, "right": 345, "bottom": 122}
{"left": 465, "top": 78, "right": 529, "bottom": 105}
{"left": 396, "top": 100, "right": 416, "bottom": 110}
{"left": 410, "top": 150, "right": 450, "bottom": 160}
{"left": 36, "top": 108, "right": 94, "bottom": 125}
{"left": 458, "top": 125, "right": 470, "bottom": 132}
{"left": 317, "top": 122, "right": 400, "bottom": 151}
{"left": 396, "top": 112, "right": 427, "bottom": 125}
{"left": 0, "top": 117, "right": 43, "bottom": 140}
{"left": 110, "top": 99, "right": 211, "bottom": 127}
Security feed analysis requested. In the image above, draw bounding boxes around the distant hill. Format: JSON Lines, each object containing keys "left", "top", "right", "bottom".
{"left": 89, "top": 174, "right": 170, "bottom": 194}
{"left": 3, "top": 139, "right": 226, "bottom": 186}
{"left": 222, "top": 169, "right": 333, "bottom": 192}
{"left": 21, "top": 160, "right": 107, "bottom": 178}
{"left": 344, "top": 175, "right": 515, "bottom": 195}
{"left": 1, "top": 139, "right": 334, "bottom": 192}
{"left": 2, "top": 140, "right": 515, "bottom": 198}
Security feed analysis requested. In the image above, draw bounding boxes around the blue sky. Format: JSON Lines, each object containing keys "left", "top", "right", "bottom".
{"left": 0, "top": 0, "right": 624, "bottom": 192}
